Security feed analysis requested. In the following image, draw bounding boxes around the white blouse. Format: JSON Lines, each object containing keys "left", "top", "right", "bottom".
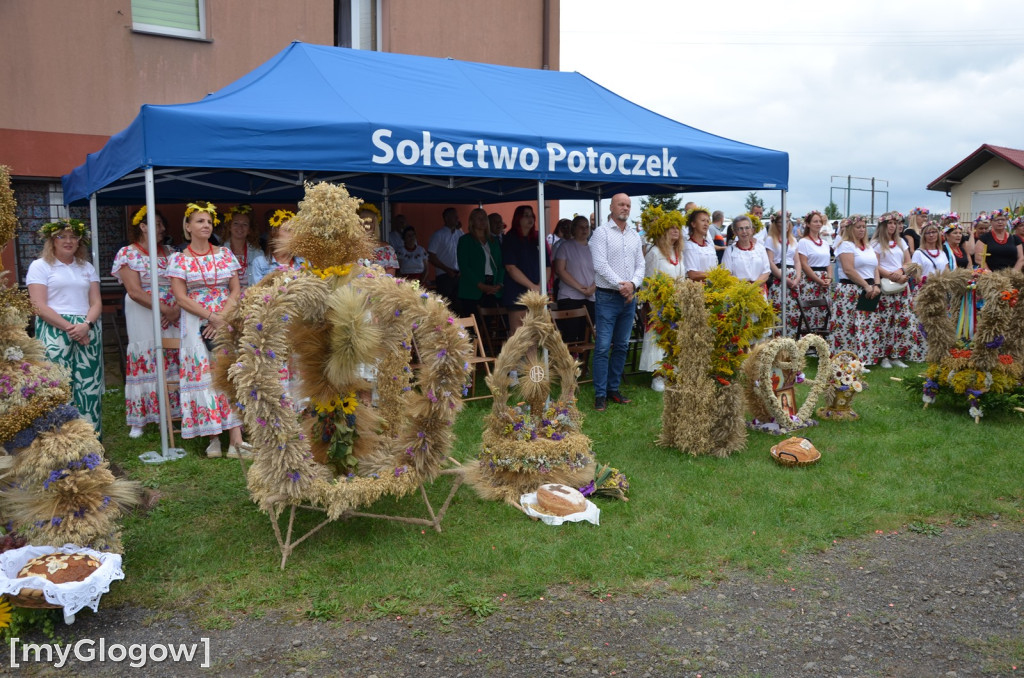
{"left": 722, "top": 243, "right": 771, "bottom": 282}
{"left": 26, "top": 258, "right": 98, "bottom": 315}
{"left": 835, "top": 241, "right": 878, "bottom": 281}
{"left": 911, "top": 247, "right": 949, "bottom": 279}
{"left": 795, "top": 237, "right": 831, "bottom": 268}
{"left": 683, "top": 238, "right": 718, "bottom": 275}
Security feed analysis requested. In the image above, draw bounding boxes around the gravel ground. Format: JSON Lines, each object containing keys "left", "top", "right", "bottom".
{"left": 5, "top": 521, "right": 1022, "bottom": 677}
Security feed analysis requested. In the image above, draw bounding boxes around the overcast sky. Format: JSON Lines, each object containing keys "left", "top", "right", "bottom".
{"left": 558, "top": 0, "right": 1024, "bottom": 221}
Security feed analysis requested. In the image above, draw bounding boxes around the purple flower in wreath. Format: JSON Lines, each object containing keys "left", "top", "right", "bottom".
{"left": 437, "top": 348, "right": 448, "bottom": 359}
{"left": 985, "top": 335, "right": 1005, "bottom": 349}
{"left": 394, "top": 465, "right": 408, "bottom": 478}
{"left": 578, "top": 480, "right": 596, "bottom": 497}
{"left": 287, "top": 471, "right": 301, "bottom": 482}
{"left": 256, "top": 323, "right": 263, "bottom": 332}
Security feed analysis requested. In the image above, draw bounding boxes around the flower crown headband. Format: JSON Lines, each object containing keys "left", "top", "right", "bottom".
{"left": 910, "top": 207, "right": 930, "bottom": 216}
{"left": 640, "top": 205, "right": 685, "bottom": 243}
{"left": 225, "top": 204, "right": 252, "bottom": 218}
{"left": 268, "top": 209, "right": 296, "bottom": 229}
{"left": 39, "top": 218, "right": 89, "bottom": 243}
{"left": 358, "top": 202, "right": 382, "bottom": 220}
{"left": 989, "top": 209, "right": 1010, "bottom": 219}
{"left": 803, "top": 210, "right": 825, "bottom": 223}
{"left": 879, "top": 211, "right": 903, "bottom": 223}
{"left": 746, "top": 212, "right": 765, "bottom": 233}
{"left": 132, "top": 206, "right": 148, "bottom": 226}
{"left": 184, "top": 201, "right": 220, "bottom": 226}
{"left": 683, "top": 205, "right": 711, "bottom": 227}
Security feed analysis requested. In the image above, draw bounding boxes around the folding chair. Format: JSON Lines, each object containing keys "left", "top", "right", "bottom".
{"left": 161, "top": 338, "right": 183, "bottom": 447}
{"left": 549, "top": 307, "right": 596, "bottom": 383}
{"left": 476, "top": 306, "right": 511, "bottom": 357}
{"left": 796, "top": 297, "right": 831, "bottom": 340}
{"left": 455, "top": 315, "right": 495, "bottom": 401}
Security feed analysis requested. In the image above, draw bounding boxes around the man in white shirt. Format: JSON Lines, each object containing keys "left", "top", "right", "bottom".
{"left": 590, "top": 193, "right": 645, "bottom": 411}
{"left": 428, "top": 207, "right": 463, "bottom": 303}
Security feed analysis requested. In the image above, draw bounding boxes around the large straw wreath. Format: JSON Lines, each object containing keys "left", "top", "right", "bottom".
{"left": 915, "top": 268, "right": 1024, "bottom": 421}
{"left": 464, "top": 292, "right": 608, "bottom": 507}
{"left": 215, "top": 182, "right": 473, "bottom": 518}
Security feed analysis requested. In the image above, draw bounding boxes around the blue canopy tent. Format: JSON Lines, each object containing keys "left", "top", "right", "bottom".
{"left": 62, "top": 42, "right": 790, "bottom": 459}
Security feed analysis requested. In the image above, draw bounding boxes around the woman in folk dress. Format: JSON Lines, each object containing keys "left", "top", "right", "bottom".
{"left": 794, "top": 210, "right": 832, "bottom": 335}
{"left": 112, "top": 206, "right": 181, "bottom": 438}
{"left": 869, "top": 211, "right": 924, "bottom": 367}
{"left": 638, "top": 207, "right": 685, "bottom": 391}
{"left": 166, "top": 201, "right": 249, "bottom": 459}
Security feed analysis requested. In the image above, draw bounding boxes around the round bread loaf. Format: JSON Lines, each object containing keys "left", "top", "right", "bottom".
{"left": 535, "top": 483, "right": 586, "bottom": 516}
{"left": 18, "top": 553, "right": 101, "bottom": 584}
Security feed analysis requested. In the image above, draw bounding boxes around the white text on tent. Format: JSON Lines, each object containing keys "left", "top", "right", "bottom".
{"left": 370, "top": 129, "right": 677, "bottom": 178}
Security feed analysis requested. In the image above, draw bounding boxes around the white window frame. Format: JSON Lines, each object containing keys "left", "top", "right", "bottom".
{"left": 131, "top": 0, "right": 208, "bottom": 41}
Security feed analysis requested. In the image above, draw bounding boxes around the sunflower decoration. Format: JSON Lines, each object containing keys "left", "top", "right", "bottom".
{"left": 640, "top": 205, "right": 685, "bottom": 245}
{"left": 184, "top": 200, "right": 220, "bottom": 227}
{"left": 268, "top": 209, "right": 296, "bottom": 229}
{"left": 0, "top": 596, "right": 10, "bottom": 630}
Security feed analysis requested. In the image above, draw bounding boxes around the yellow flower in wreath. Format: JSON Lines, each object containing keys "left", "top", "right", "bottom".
{"left": 0, "top": 596, "right": 11, "bottom": 630}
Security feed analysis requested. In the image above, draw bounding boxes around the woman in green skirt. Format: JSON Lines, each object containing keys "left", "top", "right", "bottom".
{"left": 26, "top": 218, "right": 104, "bottom": 437}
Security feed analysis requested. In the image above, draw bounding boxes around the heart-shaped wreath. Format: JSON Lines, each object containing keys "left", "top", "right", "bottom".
{"left": 744, "top": 335, "right": 832, "bottom": 432}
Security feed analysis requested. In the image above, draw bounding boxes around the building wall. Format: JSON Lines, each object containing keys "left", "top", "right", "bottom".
{"left": 949, "top": 158, "right": 1024, "bottom": 220}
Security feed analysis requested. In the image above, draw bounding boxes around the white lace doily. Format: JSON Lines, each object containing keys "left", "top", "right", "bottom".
{"left": 0, "top": 544, "right": 124, "bottom": 624}
{"left": 519, "top": 493, "right": 600, "bottom": 526}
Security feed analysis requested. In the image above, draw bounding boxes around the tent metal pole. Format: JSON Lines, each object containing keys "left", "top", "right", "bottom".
{"left": 779, "top": 190, "right": 788, "bottom": 333}
{"left": 88, "top": 194, "right": 100, "bottom": 274}
{"left": 537, "top": 181, "right": 547, "bottom": 296}
{"left": 382, "top": 175, "right": 390, "bottom": 240}
{"left": 137, "top": 166, "right": 183, "bottom": 464}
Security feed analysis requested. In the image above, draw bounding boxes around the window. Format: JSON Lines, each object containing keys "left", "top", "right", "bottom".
{"left": 335, "top": 0, "right": 379, "bottom": 50}
{"left": 131, "top": 0, "right": 207, "bottom": 40}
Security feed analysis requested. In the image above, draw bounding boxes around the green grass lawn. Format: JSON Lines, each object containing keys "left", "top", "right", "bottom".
{"left": 99, "top": 363, "right": 1024, "bottom": 624}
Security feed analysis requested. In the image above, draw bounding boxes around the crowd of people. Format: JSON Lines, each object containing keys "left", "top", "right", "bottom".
{"left": 25, "top": 197, "right": 1024, "bottom": 447}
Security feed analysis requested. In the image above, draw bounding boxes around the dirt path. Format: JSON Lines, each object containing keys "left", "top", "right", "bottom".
{"left": 6, "top": 521, "right": 1022, "bottom": 677}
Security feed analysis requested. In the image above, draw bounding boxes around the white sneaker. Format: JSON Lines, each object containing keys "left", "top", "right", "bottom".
{"left": 880, "top": 358, "right": 893, "bottom": 369}
{"left": 891, "top": 359, "right": 908, "bottom": 368}
{"left": 129, "top": 426, "right": 144, "bottom": 439}
{"left": 205, "top": 437, "right": 223, "bottom": 458}
{"left": 651, "top": 376, "right": 666, "bottom": 392}
{"left": 861, "top": 366, "right": 871, "bottom": 374}
{"left": 226, "top": 442, "right": 253, "bottom": 460}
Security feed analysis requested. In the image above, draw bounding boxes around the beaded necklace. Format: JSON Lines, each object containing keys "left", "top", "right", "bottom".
{"left": 187, "top": 244, "right": 218, "bottom": 288}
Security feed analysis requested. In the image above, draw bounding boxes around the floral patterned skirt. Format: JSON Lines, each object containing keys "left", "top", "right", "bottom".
{"left": 177, "top": 309, "right": 239, "bottom": 439}
{"left": 768, "top": 270, "right": 801, "bottom": 337}
{"left": 123, "top": 295, "right": 180, "bottom": 427}
{"left": 866, "top": 287, "right": 925, "bottom": 362}
{"left": 797, "top": 278, "right": 830, "bottom": 334}
{"left": 828, "top": 283, "right": 883, "bottom": 364}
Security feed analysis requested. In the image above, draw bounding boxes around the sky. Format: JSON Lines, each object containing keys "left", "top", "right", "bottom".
{"left": 557, "top": 0, "right": 1024, "bottom": 222}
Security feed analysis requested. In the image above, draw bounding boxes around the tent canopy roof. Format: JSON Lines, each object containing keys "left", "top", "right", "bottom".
{"left": 63, "top": 42, "right": 788, "bottom": 205}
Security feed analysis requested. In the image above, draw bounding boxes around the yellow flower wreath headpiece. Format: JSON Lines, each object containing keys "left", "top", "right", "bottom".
{"left": 641, "top": 205, "right": 685, "bottom": 243}
{"left": 745, "top": 213, "right": 765, "bottom": 234}
{"left": 357, "top": 202, "right": 381, "bottom": 220}
{"left": 39, "top": 218, "right": 89, "bottom": 244}
{"left": 132, "top": 206, "right": 147, "bottom": 226}
{"left": 683, "top": 205, "right": 712, "bottom": 227}
{"left": 268, "top": 209, "right": 296, "bottom": 228}
{"left": 185, "top": 201, "right": 220, "bottom": 226}
{"left": 225, "top": 204, "right": 252, "bottom": 218}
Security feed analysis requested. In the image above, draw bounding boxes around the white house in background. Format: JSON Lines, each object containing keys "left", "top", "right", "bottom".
{"left": 927, "top": 144, "right": 1024, "bottom": 220}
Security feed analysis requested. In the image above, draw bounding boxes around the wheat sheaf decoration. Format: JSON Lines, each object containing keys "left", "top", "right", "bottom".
{"left": 217, "top": 182, "right": 473, "bottom": 519}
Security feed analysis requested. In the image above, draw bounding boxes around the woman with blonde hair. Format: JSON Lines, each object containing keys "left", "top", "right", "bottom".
{"left": 112, "top": 206, "right": 181, "bottom": 438}
{"left": 26, "top": 218, "right": 104, "bottom": 436}
{"left": 902, "top": 207, "right": 928, "bottom": 254}
{"left": 638, "top": 206, "right": 685, "bottom": 391}
{"left": 829, "top": 215, "right": 880, "bottom": 366}
{"left": 870, "top": 211, "right": 923, "bottom": 367}
{"left": 166, "top": 201, "right": 249, "bottom": 458}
